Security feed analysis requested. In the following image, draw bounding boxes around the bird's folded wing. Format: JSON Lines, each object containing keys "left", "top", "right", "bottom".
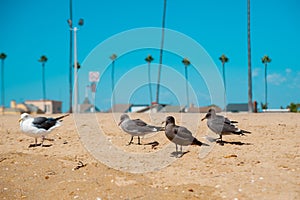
{"left": 32, "top": 117, "right": 57, "bottom": 130}
{"left": 176, "top": 126, "right": 193, "bottom": 137}
{"left": 209, "top": 118, "right": 238, "bottom": 133}
{"left": 32, "top": 117, "right": 48, "bottom": 125}
{"left": 132, "top": 119, "right": 147, "bottom": 126}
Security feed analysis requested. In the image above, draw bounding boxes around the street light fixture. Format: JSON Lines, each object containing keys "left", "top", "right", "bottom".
{"left": 68, "top": 18, "right": 84, "bottom": 113}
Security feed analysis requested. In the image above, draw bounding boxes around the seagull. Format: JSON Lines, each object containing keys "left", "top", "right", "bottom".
{"left": 19, "top": 113, "right": 69, "bottom": 147}
{"left": 118, "top": 114, "right": 163, "bottom": 145}
{"left": 164, "top": 116, "right": 208, "bottom": 157}
{"left": 201, "top": 108, "right": 251, "bottom": 143}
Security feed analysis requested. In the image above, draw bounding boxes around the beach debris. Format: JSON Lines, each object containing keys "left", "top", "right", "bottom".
{"left": 72, "top": 161, "right": 87, "bottom": 171}
{"left": 224, "top": 154, "right": 238, "bottom": 158}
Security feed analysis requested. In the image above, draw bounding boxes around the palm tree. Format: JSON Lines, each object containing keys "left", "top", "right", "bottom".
{"left": 0, "top": 53, "right": 7, "bottom": 114}
{"left": 38, "top": 55, "right": 48, "bottom": 112}
{"left": 219, "top": 54, "right": 229, "bottom": 111}
{"left": 247, "top": 0, "right": 253, "bottom": 112}
{"left": 182, "top": 58, "right": 191, "bottom": 110}
{"left": 145, "top": 55, "right": 154, "bottom": 105}
{"left": 261, "top": 55, "right": 271, "bottom": 109}
{"left": 110, "top": 54, "right": 117, "bottom": 107}
{"left": 156, "top": 0, "right": 167, "bottom": 104}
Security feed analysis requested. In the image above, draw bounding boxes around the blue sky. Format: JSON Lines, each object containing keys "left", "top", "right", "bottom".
{"left": 0, "top": 0, "right": 299, "bottom": 112}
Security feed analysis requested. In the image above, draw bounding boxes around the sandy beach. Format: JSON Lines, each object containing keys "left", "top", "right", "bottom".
{"left": 0, "top": 112, "right": 299, "bottom": 199}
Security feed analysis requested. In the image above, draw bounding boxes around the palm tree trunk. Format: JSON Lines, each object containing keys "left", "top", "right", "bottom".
{"left": 247, "top": 0, "right": 253, "bottom": 112}
{"left": 222, "top": 63, "right": 227, "bottom": 112}
{"left": 184, "top": 66, "right": 189, "bottom": 109}
{"left": 1, "top": 59, "right": 4, "bottom": 115}
{"left": 68, "top": 0, "right": 73, "bottom": 113}
{"left": 156, "top": 0, "right": 167, "bottom": 104}
{"left": 264, "top": 63, "right": 267, "bottom": 108}
{"left": 42, "top": 63, "right": 46, "bottom": 112}
{"left": 111, "top": 61, "right": 116, "bottom": 107}
{"left": 148, "top": 62, "right": 153, "bottom": 105}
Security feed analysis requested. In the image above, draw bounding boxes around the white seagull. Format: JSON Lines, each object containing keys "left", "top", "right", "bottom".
{"left": 19, "top": 113, "right": 69, "bottom": 147}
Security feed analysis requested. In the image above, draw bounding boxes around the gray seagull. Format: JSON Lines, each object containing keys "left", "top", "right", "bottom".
{"left": 19, "top": 113, "right": 69, "bottom": 147}
{"left": 164, "top": 116, "right": 208, "bottom": 157}
{"left": 201, "top": 108, "right": 251, "bottom": 143}
{"left": 118, "top": 114, "right": 163, "bottom": 145}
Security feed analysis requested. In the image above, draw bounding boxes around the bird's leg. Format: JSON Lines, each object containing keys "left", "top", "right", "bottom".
{"left": 41, "top": 136, "right": 45, "bottom": 147}
{"left": 137, "top": 136, "right": 141, "bottom": 145}
{"left": 28, "top": 138, "right": 38, "bottom": 148}
{"left": 127, "top": 136, "right": 134, "bottom": 146}
{"left": 217, "top": 134, "right": 224, "bottom": 145}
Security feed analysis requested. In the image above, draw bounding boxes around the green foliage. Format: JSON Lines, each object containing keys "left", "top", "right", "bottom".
{"left": 261, "top": 102, "right": 267, "bottom": 110}
{"left": 219, "top": 54, "right": 229, "bottom": 64}
{"left": 145, "top": 55, "right": 154, "bottom": 63}
{"left": 261, "top": 55, "right": 271, "bottom": 64}
{"left": 287, "top": 103, "right": 300, "bottom": 112}
{"left": 0, "top": 53, "right": 7, "bottom": 60}
{"left": 182, "top": 58, "right": 191, "bottom": 67}
{"left": 38, "top": 55, "right": 48, "bottom": 63}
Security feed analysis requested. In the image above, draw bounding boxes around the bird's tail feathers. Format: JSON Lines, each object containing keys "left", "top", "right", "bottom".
{"left": 192, "top": 138, "right": 209, "bottom": 146}
{"left": 150, "top": 126, "right": 165, "bottom": 132}
{"left": 55, "top": 114, "right": 70, "bottom": 121}
{"left": 234, "top": 129, "right": 251, "bottom": 136}
{"left": 242, "top": 129, "right": 251, "bottom": 134}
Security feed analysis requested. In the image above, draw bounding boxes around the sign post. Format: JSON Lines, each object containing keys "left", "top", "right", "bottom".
{"left": 89, "top": 72, "right": 100, "bottom": 112}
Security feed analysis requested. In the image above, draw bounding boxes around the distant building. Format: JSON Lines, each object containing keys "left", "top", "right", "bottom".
{"left": 79, "top": 97, "right": 100, "bottom": 113}
{"left": 2, "top": 100, "right": 44, "bottom": 115}
{"left": 108, "top": 103, "right": 222, "bottom": 113}
{"left": 108, "top": 104, "right": 132, "bottom": 113}
{"left": 108, "top": 104, "right": 150, "bottom": 113}
{"left": 187, "top": 104, "right": 222, "bottom": 113}
{"left": 226, "top": 103, "right": 248, "bottom": 112}
{"left": 25, "top": 100, "right": 62, "bottom": 114}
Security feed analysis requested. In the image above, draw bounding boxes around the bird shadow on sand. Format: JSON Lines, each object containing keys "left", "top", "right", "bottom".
{"left": 206, "top": 136, "right": 252, "bottom": 146}
{"left": 170, "top": 151, "right": 190, "bottom": 158}
{"left": 216, "top": 140, "right": 252, "bottom": 146}
{"left": 28, "top": 143, "right": 53, "bottom": 148}
{"left": 143, "top": 141, "right": 159, "bottom": 149}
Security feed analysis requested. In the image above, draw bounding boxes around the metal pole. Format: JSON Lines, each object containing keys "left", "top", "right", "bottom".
{"left": 73, "top": 27, "right": 78, "bottom": 113}
{"left": 156, "top": 0, "right": 167, "bottom": 104}
{"left": 68, "top": 0, "right": 73, "bottom": 113}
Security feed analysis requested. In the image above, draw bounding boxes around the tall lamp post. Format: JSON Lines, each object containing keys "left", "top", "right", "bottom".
{"left": 68, "top": 18, "right": 83, "bottom": 113}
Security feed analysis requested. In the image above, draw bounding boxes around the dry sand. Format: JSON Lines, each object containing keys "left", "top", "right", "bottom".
{"left": 0, "top": 112, "right": 299, "bottom": 199}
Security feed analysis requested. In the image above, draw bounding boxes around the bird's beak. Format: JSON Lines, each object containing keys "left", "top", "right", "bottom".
{"left": 18, "top": 118, "right": 22, "bottom": 122}
{"left": 118, "top": 121, "right": 122, "bottom": 126}
{"left": 161, "top": 121, "right": 165, "bottom": 125}
{"left": 201, "top": 116, "right": 206, "bottom": 121}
